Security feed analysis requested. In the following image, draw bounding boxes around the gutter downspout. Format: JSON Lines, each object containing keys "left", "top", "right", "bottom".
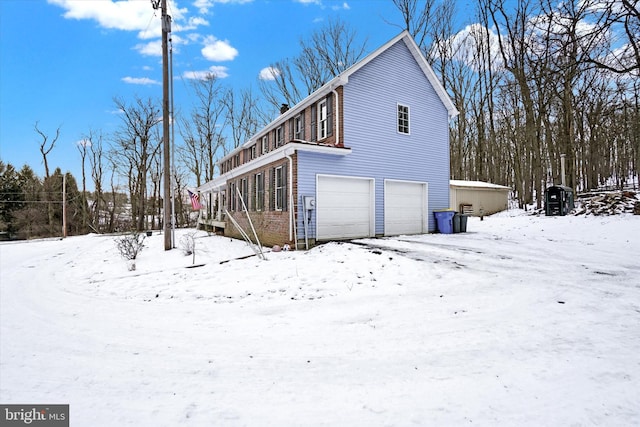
{"left": 332, "top": 88, "right": 340, "bottom": 146}
{"left": 285, "top": 148, "right": 296, "bottom": 248}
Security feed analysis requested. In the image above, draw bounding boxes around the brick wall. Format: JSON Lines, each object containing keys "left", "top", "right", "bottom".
{"left": 224, "top": 154, "right": 298, "bottom": 247}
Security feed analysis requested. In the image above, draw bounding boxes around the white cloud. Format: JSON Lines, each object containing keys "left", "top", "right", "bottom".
{"left": 135, "top": 40, "right": 163, "bottom": 57}
{"left": 47, "top": 0, "right": 188, "bottom": 39}
{"left": 259, "top": 66, "right": 281, "bottom": 80}
{"left": 332, "top": 2, "right": 350, "bottom": 10}
{"left": 175, "top": 16, "right": 209, "bottom": 33}
{"left": 295, "top": 0, "right": 322, "bottom": 5}
{"left": 182, "top": 65, "right": 229, "bottom": 79}
{"left": 122, "top": 76, "right": 161, "bottom": 85}
{"left": 438, "top": 23, "right": 503, "bottom": 71}
{"left": 201, "top": 36, "right": 238, "bottom": 61}
{"left": 193, "top": 0, "right": 214, "bottom": 14}
{"left": 194, "top": 0, "right": 253, "bottom": 12}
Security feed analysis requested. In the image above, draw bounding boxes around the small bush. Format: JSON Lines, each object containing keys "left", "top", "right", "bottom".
{"left": 115, "top": 231, "right": 146, "bottom": 270}
{"left": 179, "top": 232, "right": 196, "bottom": 256}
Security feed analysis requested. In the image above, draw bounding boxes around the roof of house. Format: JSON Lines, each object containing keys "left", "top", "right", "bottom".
{"left": 218, "top": 30, "right": 458, "bottom": 165}
{"left": 450, "top": 180, "right": 511, "bottom": 190}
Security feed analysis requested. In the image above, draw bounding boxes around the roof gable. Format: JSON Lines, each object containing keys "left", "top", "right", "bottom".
{"left": 221, "top": 31, "right": 458, "bottom": 162}
{"left": 337, "top": 31, "right": 458, "bottom": 118}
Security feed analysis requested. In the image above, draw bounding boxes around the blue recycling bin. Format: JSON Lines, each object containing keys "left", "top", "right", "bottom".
{"left": 434, "top": 210, "right": 455, "bottom": 234}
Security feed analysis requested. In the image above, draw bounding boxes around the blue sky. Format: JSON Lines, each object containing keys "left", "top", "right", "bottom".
{"left": 0, "top": 0, "right": 472, "bottom": 187}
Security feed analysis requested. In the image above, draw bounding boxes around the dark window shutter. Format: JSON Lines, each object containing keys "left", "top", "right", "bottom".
{"left": 270, "top": 167, "right": 275, "bottom": 211}
{"left": 301, "top": 112, "right": 305, "bottom": 140}
{"left": 327, "top": 94, "right": 333, "bottom": 136}
{"left": 289, "top": 119, "right": 294, "bottom": 141}
{"left": 311, "top": 104, "right": 317, "bottom": 141}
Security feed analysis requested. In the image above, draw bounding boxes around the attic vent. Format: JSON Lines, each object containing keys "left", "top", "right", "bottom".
{"left": 280, "top": 103, "right": 289, "bottom": 114}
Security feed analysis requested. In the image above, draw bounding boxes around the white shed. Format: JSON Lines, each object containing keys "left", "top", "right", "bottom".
{"left": 450, "top": 180, "right": 511, "bottom": 216}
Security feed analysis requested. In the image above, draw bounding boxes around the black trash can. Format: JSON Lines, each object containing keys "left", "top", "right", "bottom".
{"left": 453, "top": 213, "right": 468, "bottom": 233}
{"left": 459, "top": 214, "right": 468, "bottom": 232}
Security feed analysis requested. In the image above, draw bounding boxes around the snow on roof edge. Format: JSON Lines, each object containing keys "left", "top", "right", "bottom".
{"left": 450, "top": 180, "right": 511, "bottom": 190}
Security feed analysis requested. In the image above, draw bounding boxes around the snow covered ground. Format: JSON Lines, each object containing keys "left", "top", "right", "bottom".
{"left": 1, "top": 211, "right": 639, "bottom": 426}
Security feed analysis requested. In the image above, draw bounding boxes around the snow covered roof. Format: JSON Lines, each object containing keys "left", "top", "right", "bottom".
{"left": 450, "top": 180, "right": 511, "bottom": 190}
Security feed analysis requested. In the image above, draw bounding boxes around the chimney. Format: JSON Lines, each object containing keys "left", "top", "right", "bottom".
{"left": 280, "top": 103, "right": 289, "bottom": 114}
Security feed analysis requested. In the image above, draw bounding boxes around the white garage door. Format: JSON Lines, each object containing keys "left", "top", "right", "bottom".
{"left": 317, "top": 175, "right": 374, "bottom": 240}
{"left": 384, "top": 180, "right": 428, "bottom": 236}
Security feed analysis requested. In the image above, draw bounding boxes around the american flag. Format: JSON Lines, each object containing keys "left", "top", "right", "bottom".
{"left": 188, "top": 190, "right": 203, "bottom": 210}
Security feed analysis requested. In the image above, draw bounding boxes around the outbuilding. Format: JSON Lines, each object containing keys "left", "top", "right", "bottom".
{"left": 450, "top": 180, "right": 511, "bottom": 216}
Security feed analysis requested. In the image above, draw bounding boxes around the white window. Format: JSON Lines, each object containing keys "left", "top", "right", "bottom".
{"left": 294, "top": 114, "right": 304, "bottom": 140}
{"left": 261, "top": 135, "right": 269, "bottom": 154}
{"left": 318, "top": 99, "right": 328, "bottom": 140}
{"left": 240, "top": 177, "right": 248, "bottom": 210}
{"left": 275, "top": 166, "right": 285, "bottom": 211}
{"left": 398, "top": 104, "right": 410, "bottom": 134}
{"left": 254, "top": 172, "right": 264, "bottom": 211}
{"left": 275, "top": 126, "right": 283, "bottom": 148}
{"left": 250, "top": 144, "right": 256, "bottom": 159}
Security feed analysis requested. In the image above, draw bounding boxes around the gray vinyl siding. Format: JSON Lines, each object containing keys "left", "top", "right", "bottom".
{"left": 297, "top": 39, "right": 451, "bottom": 237}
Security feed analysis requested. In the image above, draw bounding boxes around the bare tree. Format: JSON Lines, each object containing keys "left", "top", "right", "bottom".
{"left": 34, "top": 121, "right": 60, "bottom": 179}
{"left": 389, "top": 0, "right": 442, "bottom": 59}
{"left": 111, "top": 96, "right": 162, "bottom": 231}
{"left": 581, "top": 0, "right": 640, "bottom": 75}
{"left": 34, "top": 121, "right": 61, "bottom": 232}
{"left": 86, "top": 130, "right": 106, "bottom": 232}
{"left": 179, "top": 73, "right": 226, "bottom": 186}
{"left": 260, "top": 18, "right": 368, "bottom": 111}
{"left": 77, "top": 137, "right": 90, "bottom": 231}
{"left": 223, "top": 86, "right": 262, "bottom": 152}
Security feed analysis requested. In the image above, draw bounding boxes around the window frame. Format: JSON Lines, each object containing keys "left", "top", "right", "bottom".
{"left": 254, "top": 172, "right": 264, "bottom": 212}
{"left": 318, "top": 99, "right": 328, "bottom": 140}
{"left": 240, "top": 177, "right": 248, "bottom": 211}
{"left": 275, "top": 166, "right": 285, "bottom": 211}
{"left": 294, "top": 113, "right": 305, "bottom": 140}
{"left": 275, "top": 126, "right": 284, "bottom": 148}
{"left": 397, "top": 103, "right": 410, "bottom": 135}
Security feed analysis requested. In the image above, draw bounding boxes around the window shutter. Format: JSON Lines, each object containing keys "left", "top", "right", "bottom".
{"left": 282, "top": 163, "right": 288, "bottom": 211}
{"left": 260, "top": 173, "right": 265, "bottom": 211}
{"left": 327, "top": 94, "right": 333, "bottom": 137}
{"left": 253, "top": 174, "right": 258, "bottom": 211}
{"left": 289, "top": 119, "right": 294, "bottom": 141}
{"left": 311, "top": 104, "right": 317, "bottom": 141}
{"left": 270, "top": 167, "right": 275, "bottom": 211}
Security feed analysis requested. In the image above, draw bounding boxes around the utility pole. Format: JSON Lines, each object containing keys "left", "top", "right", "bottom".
{"left": 62, "top": 173, "right": 67, "bottom": 238}
{"left": 153, "top": 0, "right": 172, "bottom": 250}
{"left": 170, "top": 39, "right": 176, "bottom": 248}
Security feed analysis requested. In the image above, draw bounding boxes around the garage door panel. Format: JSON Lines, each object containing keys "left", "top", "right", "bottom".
{"left": 317, "top": 176, "right": 373, "bottom": 240}
{"left": 385, "top": 181, "right": 427, "bottom": 236}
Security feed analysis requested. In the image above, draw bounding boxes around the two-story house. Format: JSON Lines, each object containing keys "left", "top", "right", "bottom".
{"left": 197, "top": 30, "right": 458, "bottom": 248}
